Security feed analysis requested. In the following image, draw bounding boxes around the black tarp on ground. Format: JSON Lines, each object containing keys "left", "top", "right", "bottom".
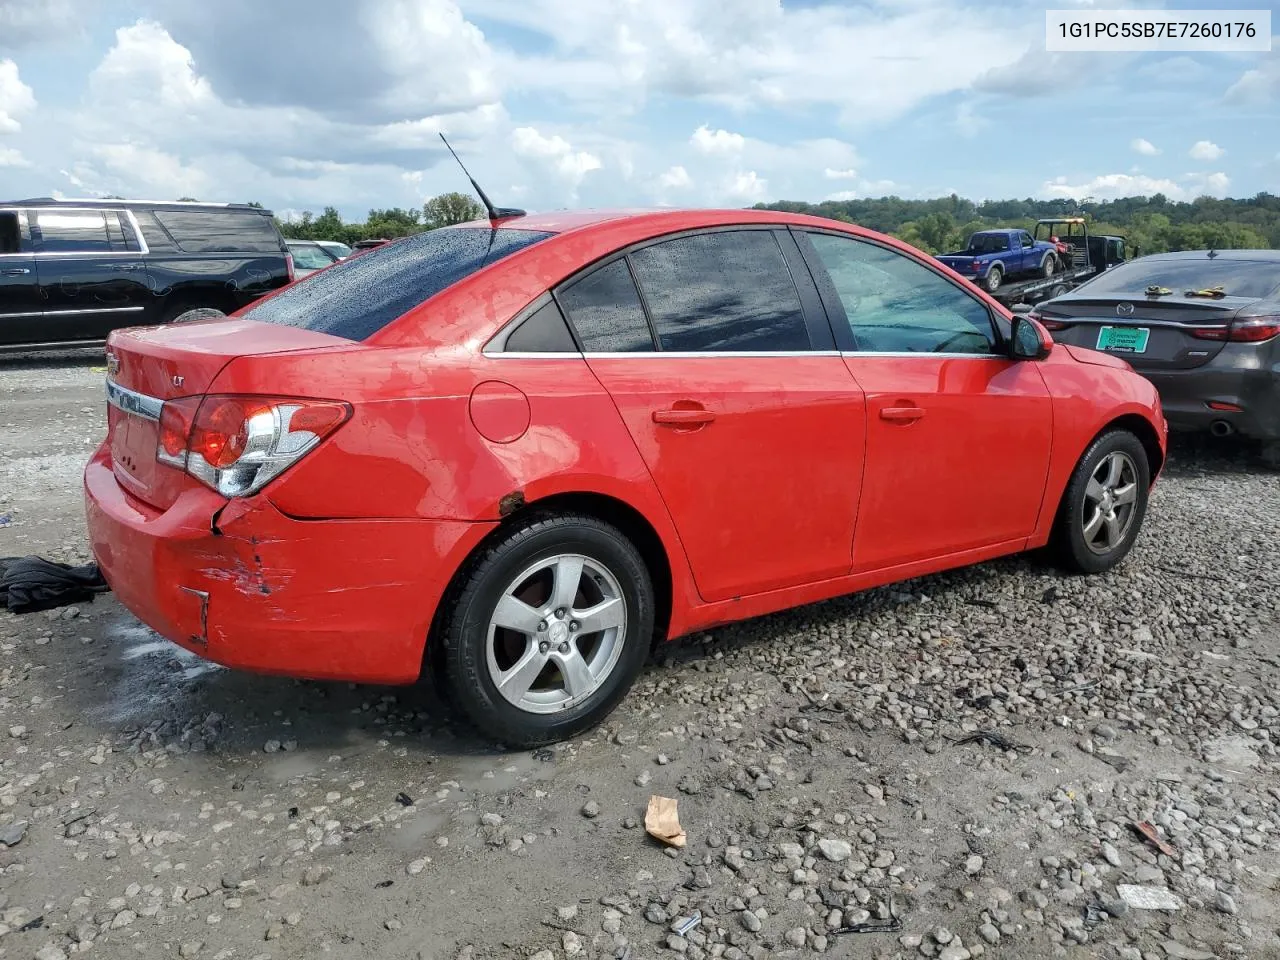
{"left": 0, "top": 557, "right": 110, "bottom": 614}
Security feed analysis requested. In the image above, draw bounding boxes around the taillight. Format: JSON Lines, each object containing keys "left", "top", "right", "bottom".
{"left": 285, "top": 253, "right": 296, "bottom": 283}
{"left": 1191, "top": 317, "right": 1280, "bottom": 343}
{"left": 154, "top": 395, "right": 350, "bottom": 497}
{"left": 1033, "top": 313, "right": 1069, "bottom": 331}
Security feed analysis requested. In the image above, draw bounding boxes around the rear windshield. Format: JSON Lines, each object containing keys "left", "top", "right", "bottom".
{"left": 967, "top": 234, "right": 1009, "bottom": 253}
{"left": 1075, "top": 257, "right": 1280, "bottom": 301}
{"left": 242, "top": 227, "right": 554, "bottom": 341}
{"left": 153, "top": 209, "right": 284, "bottom": 254}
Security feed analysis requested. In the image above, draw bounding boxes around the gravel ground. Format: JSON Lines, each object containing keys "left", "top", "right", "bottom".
{"left": 1, "top": 355, "right": 1278, "bottom": 960}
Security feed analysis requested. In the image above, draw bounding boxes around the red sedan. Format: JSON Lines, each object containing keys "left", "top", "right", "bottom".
{"left": 85, "top": 209, "right": 1166, "bottom": 745}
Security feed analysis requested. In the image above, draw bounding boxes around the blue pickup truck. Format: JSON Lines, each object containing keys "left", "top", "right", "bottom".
{"left": 936, "top": 228, "right": 1060, "bottom": 293}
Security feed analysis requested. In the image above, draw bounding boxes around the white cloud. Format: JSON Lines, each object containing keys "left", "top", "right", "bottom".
{"left": 658, "top": 165, "right": 692, "bottom": 189}
{"left": 0, "top": 0, "right": 90, "bottom": 51}
{"left": 510, "top": 126, "right": 603, "bottom": 186}
{"left": 0, "top": 59, "right": 35, "bottom": 134}
{"left": 724, "top": 170, "right": 767, "bottom": 203}
{"left": 952, "top": 102, "right": 987, "bottom": 139}
{"left": 0, "top": 145, "right": 29, "bottom": 167}
{"left": 1188, "top": 140, "right": 1224, "bottom": 161}
{"left": 825, "top": 189, "right": 859, "bottom": 202}
{"left": 92, "top": 142, "right": 212, "bottom": 198}
{"left": 691, "top": 124, "right": 745, "bottom": 154}
{"left": 1039, "top": 171, "right": 1232, "bottom": 202}
{"left": 1131, "top": 138, "right": 1160, "bottom": 157}
{"left": 1224, "top": 37, "right": 1279, "bottom": 103}
{"left": 824, "top": 167, "right": 858, "bottom": 180}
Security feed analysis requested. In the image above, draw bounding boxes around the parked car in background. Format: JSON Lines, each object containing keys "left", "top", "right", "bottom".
{"left": 977, "top": 219, "right": 1129, "bottom": 309}
{"left": 316, "top": 240, "right": 352, "bottom": 260}
{"left": 285, "top": 239, "right": 341, "bottom": 277}
{"left": 86, "top": 208, "right": 1165, "bottom": 746}
{"left": 0, "top": 198, "right": 293, "bottom": 353}
{"left": 936, "top": 228, "right": 1060, "bottom": 293}
{"left": 352, "top": 238, "right": 390, "bottom": 250}
{"left": 1032, "top": 249, "right": 1280, "bottom": 459}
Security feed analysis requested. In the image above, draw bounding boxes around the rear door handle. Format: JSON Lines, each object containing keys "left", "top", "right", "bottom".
{"left": 0, "top": 267, "right": 31, "bottom": 275}
{"left": 653, "top": 408, "right": 716, "bottom": 426}
{"left": 880, "top": 406, "right": 926, "bottom": 422}
{"left": 109, "top": 263, "right": 142, "bottom": 272}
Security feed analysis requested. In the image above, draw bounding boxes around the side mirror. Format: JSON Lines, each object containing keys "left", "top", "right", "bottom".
{"left": 1009, "top": 315, "right": 1053, "bottom": 361}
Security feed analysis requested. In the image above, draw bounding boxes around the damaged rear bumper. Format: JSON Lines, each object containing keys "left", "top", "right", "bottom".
{"left": 83, "top": 446, "right": 495, "bottom": 684}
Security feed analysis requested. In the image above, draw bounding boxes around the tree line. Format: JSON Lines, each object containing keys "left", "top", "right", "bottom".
{"left": 755, "top": 193, "right": 1280, "bottom": 256}
{"left": 226, "top": 189, "right": 1280, "bottom": 256}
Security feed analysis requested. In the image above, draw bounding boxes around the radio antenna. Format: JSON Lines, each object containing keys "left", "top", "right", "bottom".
{"left": 439, "top": 133, "right": 525, "bottom": 223}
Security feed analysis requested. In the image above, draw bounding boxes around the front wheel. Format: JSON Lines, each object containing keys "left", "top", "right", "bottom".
{"left": 984, "top": 265, "right": 1003, "bottom": 293}
{"left": 1052, "top": 430, "right": 1150, "bottom": 574}
{"left": 440, "top": 514, "right": 654, "bottom": 746}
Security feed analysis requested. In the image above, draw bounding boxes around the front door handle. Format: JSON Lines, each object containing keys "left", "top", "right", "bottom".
{"left": 0, "top": 267, "right": 31, "bottom": 275}
{"left": 653, "top": 408, "right": 716, "bottom": 426}
{"left": 880, "top": 406, "right": 926, "bottom": 422}
{"left": 109, "top": 263, "right": 142, "bottom": 272}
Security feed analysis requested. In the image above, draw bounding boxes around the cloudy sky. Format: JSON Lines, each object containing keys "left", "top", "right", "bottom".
{"left": 0, "top": 0, "right": 1276, "bottom": 221}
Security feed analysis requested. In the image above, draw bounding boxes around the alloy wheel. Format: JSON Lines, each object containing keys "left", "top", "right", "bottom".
{"left": 1081, "top": 450, "right": 1139, "bottom": 555}
{"left": 485, "top": 554, "right": 628, "bottom": 714}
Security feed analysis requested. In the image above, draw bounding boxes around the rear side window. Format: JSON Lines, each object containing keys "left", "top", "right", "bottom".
{"left": 0, "top": 211, "right": 24, "bottom": 254}
{"left": 628, "top": 230, "right": 811, "bottom": 352}
{"left": 558, "top": 259, "right": 654, "bottom": 352}
{"left": 152, "top": 209, "right": 283, "bottom": 253}
{"left": 33, "top": 209, "right": 114, "bottom": 253}
{"left": 244, "top": 227, "right": 553, "bottom": 341}
{"left": 505, "top": 298, "right": 577, "bottom": 352}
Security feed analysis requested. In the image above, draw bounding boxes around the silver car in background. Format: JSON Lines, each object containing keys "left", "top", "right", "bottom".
{"left": 1032, "top": 249, "right": 1280, "bottom": 460}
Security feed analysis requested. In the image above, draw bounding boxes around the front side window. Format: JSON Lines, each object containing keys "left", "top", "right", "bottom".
{"left": 805, "top": 232, "right": 998, "bottom": 354}
{"left": 33, "top": 209, "right": 113, "bottom": 253}
{"left": 627, "top": 230, "right": 811, "bottom": 352}
{"left": 288, "top": 243, "right": 336, "bottom": 270}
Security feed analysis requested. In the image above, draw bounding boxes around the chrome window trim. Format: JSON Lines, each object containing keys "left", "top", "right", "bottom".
{"left": 481, "top": 350, "right": 847, "bottom": 359}
{"left": 105, "top": 379, "right": 164, "bottom": 422}
{"left": 2, "top": 311, "right": 42, "bottom": 319}
{"left": 45, "top": 306, "right": 145, "bottom": 316}
{"left": 841, "top": 351, "right": 1006, "bottom": 360}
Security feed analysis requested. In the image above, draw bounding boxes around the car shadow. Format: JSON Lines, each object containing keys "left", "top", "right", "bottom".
{"left": 1161, "top": 432, "right": 1278, "bottom": 477}
{"left": 0, "top": 347, "right": 107, "bottom": 370}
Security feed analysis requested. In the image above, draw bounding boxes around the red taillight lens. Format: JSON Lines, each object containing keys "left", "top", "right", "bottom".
{"left": 285, "top": 253, "right": 296, "bottom": 282}
{"left": 155, "top": 395, "right": 350, "bottom": 496}
{"left": 1191, "top": 317, "right": 1280, "bottom": 343}
{"left": 1033, "top": 314, "right": 1068, "bottom": 331}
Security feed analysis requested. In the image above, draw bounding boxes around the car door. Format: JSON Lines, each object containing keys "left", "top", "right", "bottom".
{"left": 30, "top": 206, "right": 151, "bottom": 342}
{"left": 1019, "top": 231, "right": 1038, "bottom": 273}
{"left": 0, "top": 208, "right": 42, "bottom": 347}
{"left": 557, "top": 227, "right": 867, "bottom": 603}
{"left": 795, "top": 228, "right": 1053, "bottom": 572}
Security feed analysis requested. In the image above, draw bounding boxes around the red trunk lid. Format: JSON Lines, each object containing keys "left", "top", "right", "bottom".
{"left": 104, "top": 319, "right": 351, "bottom": 510}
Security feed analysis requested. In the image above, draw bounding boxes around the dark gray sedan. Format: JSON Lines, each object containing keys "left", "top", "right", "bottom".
{"left": 1032, "top": 249, "right": 1280, "bottom": 456}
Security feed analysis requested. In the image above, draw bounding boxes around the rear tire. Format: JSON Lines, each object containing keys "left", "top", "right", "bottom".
{"left": 1041, "top": 254, "right": 1056, "bottom": 278}
{"left": 1052, "top": 430, "right": 1150, "bottom": 574}
{"left": 984, "top": 265, "right": 1003, "bottom": 293}
{"left": 440, "top": 514, "right": 654, "bottom": 747}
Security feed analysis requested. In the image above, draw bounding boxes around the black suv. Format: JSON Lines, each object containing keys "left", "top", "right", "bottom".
{"left": 0, "top": 198, "right": 294, "bottom": 353}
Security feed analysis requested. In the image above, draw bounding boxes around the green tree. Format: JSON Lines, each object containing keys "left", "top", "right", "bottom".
{"left": 424, "top": 192, "right": 484, "bottom": 228}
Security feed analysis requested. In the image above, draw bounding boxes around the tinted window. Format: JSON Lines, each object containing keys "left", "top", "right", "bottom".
{"left": 558, "top": 259, "right": 654, "bottom": 352}
{"left": 1020, "top": 232, "right": 1034, "bottom": 247}
{"left": 628, "top": 231, "right": 811, "bottom": 352}
{"left": 806, "top": 233, "right": 997, "bottom": 354}
{"left": 0, "top": 212, "right": 21, "bottom": 254}
{"left": 244, "top": 227, "right": 553, "bottom": 341}
{"left": 33, "top": 210, "right": 113, "bottom": 253}
{"left": 153, "top": 209, "right": 283, "bottom": 253}
{"left": 505, "top": 298, "right": 577, "bottom": 352}
{"left": 132, "top": 210, "right": 178, "bottom": 252}
{"left": 1073, "top": 256, "right": 1280, "bottom": 301}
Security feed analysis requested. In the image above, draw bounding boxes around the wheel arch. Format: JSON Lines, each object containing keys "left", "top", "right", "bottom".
{"left": 421, "top": 489, "right": 679, "bottom": 683}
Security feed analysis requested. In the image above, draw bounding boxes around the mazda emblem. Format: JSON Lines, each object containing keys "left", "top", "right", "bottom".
{"left": 1116, "top": 303, "right": 1135, "bottom": 317}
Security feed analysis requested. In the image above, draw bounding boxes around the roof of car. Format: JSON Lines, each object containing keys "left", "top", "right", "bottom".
{"left": 450, "top": 207, "right": 870, "bottom": 236}
{"left": 1131, "top": 249, "right": 1280, "bottom": 262}
{"left": 9, "top": 197, "right": 274, "bottom": 216}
